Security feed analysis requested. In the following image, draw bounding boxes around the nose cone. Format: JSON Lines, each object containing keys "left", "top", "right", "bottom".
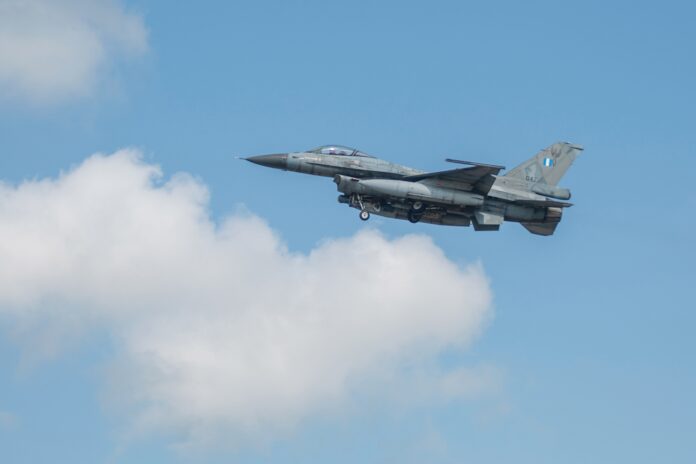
{"left": 245, "top": 153, "right": 288, "bottom": 170}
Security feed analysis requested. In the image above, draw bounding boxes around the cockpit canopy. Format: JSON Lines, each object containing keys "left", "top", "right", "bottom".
{"left": 308, "top": 145, "right": 373, "bottom": 158}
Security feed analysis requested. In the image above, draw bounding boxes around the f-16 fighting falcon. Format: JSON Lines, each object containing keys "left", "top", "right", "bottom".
{"left": 245, "top": 142, "right": 582, "bottom": 235}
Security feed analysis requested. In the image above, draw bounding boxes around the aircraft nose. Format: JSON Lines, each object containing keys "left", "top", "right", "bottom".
{"left": 245, "top": 153, "right": 288, "bottom": 170}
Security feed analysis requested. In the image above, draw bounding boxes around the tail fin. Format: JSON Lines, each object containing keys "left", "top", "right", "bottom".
{"left": 505, "top": 142, "right": 583, "bottom": 186}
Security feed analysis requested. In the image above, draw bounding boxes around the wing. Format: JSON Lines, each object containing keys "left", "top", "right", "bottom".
{"left": 401, "top": 165, "right": 503, "bottom": 192}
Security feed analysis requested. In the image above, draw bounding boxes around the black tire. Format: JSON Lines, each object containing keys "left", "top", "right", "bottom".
{"left": 411, "top": 201, "right": 426, "bottom": 213}
{"left": 359, "top": 210, "right": 370, "bottom": 221}
{"left": 408, "top": 210, "right": 422, "bottom": 223}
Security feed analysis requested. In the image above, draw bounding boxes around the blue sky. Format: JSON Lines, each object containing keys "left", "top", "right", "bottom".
{"left": 1, "top": 1, "right": 695, "bottom": 463}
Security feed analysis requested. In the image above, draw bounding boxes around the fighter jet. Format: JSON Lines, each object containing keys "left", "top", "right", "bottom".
{"left": 245, "top": 142, "right": 582, "bottom": 235}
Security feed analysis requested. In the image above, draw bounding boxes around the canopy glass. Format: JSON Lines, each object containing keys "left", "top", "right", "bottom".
{"left": 308, "top": 145, "right": 373, "bottom": 158}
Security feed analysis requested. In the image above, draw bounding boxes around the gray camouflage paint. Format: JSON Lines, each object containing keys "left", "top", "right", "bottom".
{"left": 245, "top": 142, "right": 582, "bottom": 235}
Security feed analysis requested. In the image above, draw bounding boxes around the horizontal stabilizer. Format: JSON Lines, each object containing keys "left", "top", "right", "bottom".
{"left": 521, "top": 222, "right": 560, "bottom": 236}
{"left": 514, "top": 199, "right": 573, "bottom": 208}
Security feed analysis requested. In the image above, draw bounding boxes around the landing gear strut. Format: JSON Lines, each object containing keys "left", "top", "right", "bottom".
{"left": 408, "top": 201, "right": 425, "bottom": 223}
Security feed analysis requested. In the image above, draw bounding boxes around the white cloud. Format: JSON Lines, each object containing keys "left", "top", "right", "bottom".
{"left": 0, "top": 0, "right": 147, "bottom": 103}
{"left": 0, "top": 150, "right": 494, "bottom": 447}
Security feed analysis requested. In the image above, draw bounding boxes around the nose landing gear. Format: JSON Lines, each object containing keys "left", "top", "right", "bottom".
{"left": 359, "top": 210, "right": 370, "bottom": 221}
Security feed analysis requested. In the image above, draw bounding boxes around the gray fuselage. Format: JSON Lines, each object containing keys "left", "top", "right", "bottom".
{"left": 245, "top": 142, "right": 581, "bottom": 235}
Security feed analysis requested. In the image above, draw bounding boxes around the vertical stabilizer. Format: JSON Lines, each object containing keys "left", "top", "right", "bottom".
{"left": 505, "top": 142, "right": 583, "bottom": 186}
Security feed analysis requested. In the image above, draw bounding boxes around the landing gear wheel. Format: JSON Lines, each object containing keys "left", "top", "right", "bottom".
{"left": 408, "top": 210, "right": 422, "bottom": 223}
{"left": 411, "top": 201, "right": 426, "bottom": 213}
{"left": 359, "top": 210, "right": 370, "bottom": 221}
